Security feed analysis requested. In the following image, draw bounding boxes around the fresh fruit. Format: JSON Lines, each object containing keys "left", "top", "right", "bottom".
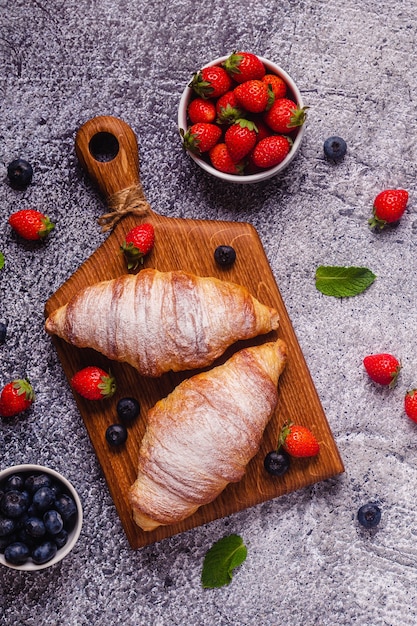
{"left": 215, "top": 91, "right": 244, "bottom": 124}
{"left": 263, "top": 448, "right": 291, "bottom": 476}
{"left": 363, "top": 353, "right": 401, "bottom": 387}
{"left": 4, "top": 542, "right": 30, "bottom": 565}
{"left": 214, "top": 245, "right": 236, "bottom": 267}
{"left": 181, "top": 122, "right": 222, "bottom": 156}
{"left": 8, "top": 209, "right": 54, "bottom": 241}
{"left": 357, "top": 503, "right": 381, "bottom": 528}
{"left": 208, "top": 143, "right": 244, "bottom": 175}
{"left": 32, "top": 541, "right": 58, "bottom": 565}
{"left": 262, "top": 73, "right": 287, "bottom": 98}
{"left": 120, "top": 222, "right": 155, "bottom": 270}
{"left": 43, "top": 510, "right": 63, "bottom": 535}
{"left": 7, "top": 158, "right": 33, "bottom": 188}
{"left": 251, "top": 135, "right": 291, "bottom": 169}
{"left": 1, "top": 490, "right": 30, "bottom": 518}
{"left": 264, "top": 98, "right": 307, "bottom": 133}
{"left": 70, "top": 366, "right": 116, "bottom": 400}
{"left": 117, "top": 397, "right": 140, "bottom": 424}
{"left": 32, "top": 486, "right": 55, "bottom": 512}
{"left": 323, "top": 136, "right": 347, "bottom": 162}
{"left": 234, "top": 79, "right": 272, "bottom": 113}
{"left": 0, "top": 378, "right": 35, "bottom": 418}
{"left": 105, "top": 423, "right": 128, "bottom": 446}
{"left": 189, "top": 65, "right": 232, "bottom": 99}
{"left": 368, "top": 189, "right": 409, "bottom": 230}
{"left": 404, "top": 389, "right": 417, "bottom": 423}
{"left": 225, "top": 119, "right": 258, "bottom": 161}
{"left": 279, "top": 421, "right": 320, "bottom": 458}
{"left": 0, "top": 322, "right": 7, "bottom": 345}
{"left": 187, "top": 97, "right": 217, "bottom": 124}
{"left": 222, "top": 51, "right": 266, "bottom": 83}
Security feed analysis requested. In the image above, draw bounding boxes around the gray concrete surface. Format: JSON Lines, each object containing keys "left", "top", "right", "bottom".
{"left": 1, "top": 0, "right": 417, "bottom": 624}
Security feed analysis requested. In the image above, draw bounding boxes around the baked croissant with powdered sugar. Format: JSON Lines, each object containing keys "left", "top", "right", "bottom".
{"left": 45, "top": 269, "right": 279, "bottom": 377}
{"left": 129, "top": 339, "right": 287, "bottom": 531}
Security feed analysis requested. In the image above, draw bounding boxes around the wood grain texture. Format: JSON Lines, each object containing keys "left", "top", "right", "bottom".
{"left": 44, "top": 116, "right": 344, "bottom": 548}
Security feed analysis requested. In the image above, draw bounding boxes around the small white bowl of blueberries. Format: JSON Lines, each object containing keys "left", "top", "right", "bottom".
{"left": 0, "top": 464, "right": 82, "bottom": 571}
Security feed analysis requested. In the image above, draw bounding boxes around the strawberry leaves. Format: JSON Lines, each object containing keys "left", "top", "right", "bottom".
{"left": 201, "top": 534, "right": 247, "bottom": 588}
{"left": 315, "top": 265, "right": 376, "bottom": 298}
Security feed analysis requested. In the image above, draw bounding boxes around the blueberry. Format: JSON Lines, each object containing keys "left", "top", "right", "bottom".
{"left": 105, "top": 423, "right": 128, "bottom": 446}
{"left": 25, "top": 516, "right": 46, "bottom": 538}
{"left": 24, "top": 473, "right": 52, "bottom": 494}
{"left": 0, "top": 490, "right": 30, "bottom": 518}
{"left": 43, "top": 510, "right": 63, "bottom": 535}
{"left": 54, "top": 529, "right": 68, "bottom": 549}
{"left": 31, "top": 540, "right": 57, "bottom": 565}
{"left": 117, "top": 397, "right": 140, "bottom": 424}
{"left": 7, "top": 158, "right": 33, "bottom": 188}
{"left": 357, "top": 503, "right": 381, "bottom": 528}
{"left": 54, "top": 493, "right": 77, "bottom": 528}
{"left": 0, "top": 515, "right": 17, "bottom": 537}
{"left": 0, "top": 533, "right": 18, "bottom": 553}
{"left": 0, "top": 322, "right": 7, "bottom": 345}
{"left": 4, "top": 541, "right": 30, "bottom": 565}
{"left": 264, "top": 449, "right": 291, "bottom": 476}
{"left": 33, "top": 486, "right": 55, "bottom": 512}
{"left": 214, "top": 245, "right": 236, "bottom": 267}
{"left": 4, "top": 474, "right": 25, "bottom": 492}
{"left": 323, "top": 136, "right": 347, "bottom": 162}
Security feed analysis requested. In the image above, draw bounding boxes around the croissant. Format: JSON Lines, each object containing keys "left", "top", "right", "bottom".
{"left": 129, "top": 338, "right": 287, "bottom": 531}
{"left": 45, "top": 269, "right": 279, "bottom": 377}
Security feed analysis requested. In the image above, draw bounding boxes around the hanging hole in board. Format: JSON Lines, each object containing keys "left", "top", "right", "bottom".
{"left": 89, "top": 132, "right": 119, "bottom": 162}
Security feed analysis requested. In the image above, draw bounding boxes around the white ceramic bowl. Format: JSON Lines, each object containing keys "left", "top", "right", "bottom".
{"left": 178, "top": 54, "right": 306, "bottom": 184}
{"left": 0, "top": 464, "right": 83, "bottom": 571}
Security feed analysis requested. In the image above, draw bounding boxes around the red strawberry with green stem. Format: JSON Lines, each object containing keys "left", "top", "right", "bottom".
{"left": 181, "top": 122, "right": 222, "bottom": 155}
{"left": 251, "top": 135, "right": 291, "bottom": 169}
{"left": 216, "top": 91, "right": 244, "bottom": 124}
{"left": 121, "top": 223, "right": 155, "bottom": 270}
{"left": 71, "top": 366, "right": 116, "bottom": 400}
{"left": 209, "top": 143, "right": 244, "bottom": 175}
{"left": 9, "top": 209, "right": 54, "bottom": 241}
{"left": 363, "top": 353, "right": 401, "bottom": 387}
{"left": 264, "top": 98, "right": 308, "bottom": 133}
{"left": 262, "top": 73, "right": 287, "bottom": 98}
{"left": 234, "top": 80, "right": 273, "bottom": 114}
{"left": 222, "top": 51, "right": 266, "bottom": 83}
{"left": 225, "top": 119, "right": 258, "bottom": 162}
{"left": 368, "top": 189, "right": 409, "bottom": 230}
{"left": 0, "top": 378, "right": 35, "bottom": 418}
{"left": 279, "top": 421, "right": 320, "bottom": 458}
{"left": 189, "top": 66, "right": 232, "bottom": 99}
{"left": 405, "top": 389, "right": 417, "bottom": 423}
{"left": 187, "top": 98, "right": 217, "bottom": 124}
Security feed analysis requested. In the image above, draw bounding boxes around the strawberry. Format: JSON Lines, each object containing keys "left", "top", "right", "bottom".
{"left": 182, "top": 122, "right": 222, "bottom": 155}
{"left": 71, "top": 366, "right": 116, "bottom": 400}
{"left": 262, "top": 73, "right": 287, "bottom": 99}
{"left": 222, "top": 51, "right": 266, "bottom": 83}
{"left": 264, "top": 98, "right": 307, "bottom": 133}
{"left": 251, "top": 135, "right": 291, "bottom": 169}
{"left": 215, "top": 91, "right": 244, "bottom": 124}
{"left": 189, "top": 65, "right": 232, "bottom": 99}
{"left": 368, "top": 189, "right": 409, "bottom": 230}
{"left": 8, "top": 209, "right": 54, "bottom": 241}
{"left": 225, "top": 119, "right": 258, "bottom": 162}
{"left": 405, "top": 389, "right": 417, "bottom": 423}
{"left": 279, "top": 421, "right": 320, "bottom": 458}
{"left": 208, "top": 143, "right": 244, "bottom": 175}
{"left": 234, "top": 80, "right": 272, "bottom": 114}
{"left": 187, "top": 97, "right": 216, "bottom": 124}
{"left": 121, "top": 223, "right": 155, "bottom": 270}
{"left": 0, "top": 378, "right": 35, "bottom": 418}
{"left": 363, "top": 353, "right": 401, "bottom": 387}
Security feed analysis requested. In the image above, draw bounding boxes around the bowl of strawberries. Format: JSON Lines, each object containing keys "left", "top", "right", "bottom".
{"left": 178, "top": 51, "right": 307, "bottom": 183}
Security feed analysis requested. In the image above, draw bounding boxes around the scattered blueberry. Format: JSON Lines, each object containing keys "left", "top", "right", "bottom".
{"left": 4, "top": 541, "right": 30, "bottom": 565}
{"left": 264, "top": 449, "right": 291, "bottom": 476}
{"left": 32, "top": 541, "right": 57, "bottom": 565}
{"left": 25, "top": 516, "right": 46, "bottom": 538}
{"left": 32, "top": 486, "right": 55, "bottom": 512}
{"left": 117, "top": 397, "right": 140, "bottom": 424}
{"left": 357, "top": 503, "right": 381, "bottom": 528}
{"left": 0, "top": 490, "right": 30, "bottom": 518}
{"left": 7, "top": 158, "right": 33, "bottom": 188}
{"left": 214, "top": 245, "right": 236, "bottom": 267}
{"left": 323, "top": 136, "right": 347, "bottom": 163}
{"left": 0, "top": 322, "right": 7, "bottom": 345}
{"left": 106, "top": 423, "right": 128, "bottom": 446}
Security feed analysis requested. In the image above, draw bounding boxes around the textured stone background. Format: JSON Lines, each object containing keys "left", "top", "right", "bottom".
{"left": 1, "top": 1, "right": 417, "bottom": 624}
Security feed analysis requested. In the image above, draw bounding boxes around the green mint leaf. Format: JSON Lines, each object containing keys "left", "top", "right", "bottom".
{"left": 0, "top": 252, "right": 4, "bottom": 269}
{"left": 315, "top": 265, "right": 376, "bottom": 297}
{"left": 201, "top": 534, "right": 247, "bottom": 589}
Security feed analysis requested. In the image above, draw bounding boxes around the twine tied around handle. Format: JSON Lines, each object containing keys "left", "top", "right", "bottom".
{"left": 97, "top": 184, "right": 151, "bottom": 232}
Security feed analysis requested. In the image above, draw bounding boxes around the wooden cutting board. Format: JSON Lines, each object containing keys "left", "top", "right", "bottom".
{"left": 44, "top": 116, "right": 344, "bottom": 549}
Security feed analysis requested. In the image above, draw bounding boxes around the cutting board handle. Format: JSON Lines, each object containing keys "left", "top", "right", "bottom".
{"left": 75, "top": 115, "right": 151, "bottom": 231}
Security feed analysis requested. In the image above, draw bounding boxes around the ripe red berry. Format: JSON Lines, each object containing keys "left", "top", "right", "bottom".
{"left": 405, "top": 389, "right": 417, "bottom": 423}
{"left": 182, "top": 122, "right": 222, "bottom": 155}
{"left": 368, "top": 189, "right": 409, "bottom": 230}
{"left": 222, "top": 51, "right": 266, "bottom": 83}
{"left": 9, "top": 209, "right": 54, "bottom": 241}
{"left": 208, "top": 143, "right": 244, "bottom": 175}
{"left": 189, "top": 65, "right": 232, "bottom": 99}
{"left": 71, "top": 366, "right": 116, "bottom": 400}
{"left": 262, "top": 74, "right": 287, "bottom": 98}
{"left": 251, "top": 135, "right": 291, "bottom": 169}
{"left": 121, "top": 223, "right": 155, "bottom": 270}
{"left": 264, "top": 98, "right": 307, "bottom": 133}
{"left": 225, "top": 119, "right": 258, "bottom": 162}
{"left": 279, "top": 421, "right": 320, "bottom": 458}
{"left": 0, "top": 378, "right": 35, "bottom": 418}
{"left": 234, "top": 80, "right": 271, "bottom": 113}
{"left": 187, "top": 98, "right": 217, "bottom": 124}
{"left": 363, "top": 353, "right": 401, "bottom": 387}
